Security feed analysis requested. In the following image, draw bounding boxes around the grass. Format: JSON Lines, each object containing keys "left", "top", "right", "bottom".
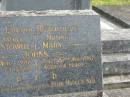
{"left": 92, "top": 0, "right": 130, "bottom": 5}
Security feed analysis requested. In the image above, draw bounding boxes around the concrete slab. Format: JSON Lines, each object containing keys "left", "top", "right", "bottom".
{"left": 94, "top": 5, "right": 130, "bottom": 28}
{"left": 100, "top": 17, "right": 120, "bottom": 30}
{"left": 105, "top": 88, "right": 130, "bottom": 97}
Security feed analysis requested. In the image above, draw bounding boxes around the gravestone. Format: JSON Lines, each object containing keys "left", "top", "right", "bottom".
{"left": 1, "top": 0, "right": 91, "bottom": 11}
{"left": 0, "top": 10, "right": 102, "bottom": 97}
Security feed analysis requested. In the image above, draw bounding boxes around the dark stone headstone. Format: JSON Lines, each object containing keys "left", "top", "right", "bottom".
{"left": 0, "top": 10, "right": 102, "bottom": 97}
{"left": 1, "top": 0, "right": 91, "bottom": 11}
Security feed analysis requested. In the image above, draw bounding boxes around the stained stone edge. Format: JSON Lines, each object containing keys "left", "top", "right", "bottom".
{"left": 0, "top": 10, "right": 98, "bottom": 17}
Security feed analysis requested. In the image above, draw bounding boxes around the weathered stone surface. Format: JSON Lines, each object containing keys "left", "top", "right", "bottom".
{"left": 104, "top": 74, "right": 130, "bottom": 85}
{"left": 38, "top": 91, "right": 98, "bottom": 97}
{"left": 105, "top": 88, "right": 130, "bottom": 97}
{"left": 103, "top": 61, "right": 130, "bottom": 76}
{"left": 101, "top": 29, "right": 130, "bottom": 41}
{"left": 1, "top": 0, "right": 91, "bottom": 11}
{"left": 102, "top": 29, "right": 130, "bottom": 54}
{"left": 103, "top": 73, "right": 130, "bottom": 89}
{"left": 0, "top": 10, "right": 102, "bottom": 97}
{"left": 101, "top": 29, "right": 130, "bottom": 76}
{"left": 0, "top": 10, "right": 95, "bottom": 16}
{"left": 97, "top": 6, "right": 130, "bottom": 28}
{"left": 102, "top": 40, "right": 130, "bottom": 54}
{"left": 93, "top": 6, "right": 130, "bottom": 28}
{"left": 102, "top": 54, "right": 130, "bottom": 76}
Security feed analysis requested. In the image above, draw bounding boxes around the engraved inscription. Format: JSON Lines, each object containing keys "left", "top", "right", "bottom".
{"left": 0, "top": 17, "right": 102, "bottom": 96}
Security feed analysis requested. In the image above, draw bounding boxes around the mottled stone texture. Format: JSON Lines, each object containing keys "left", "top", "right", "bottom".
{"left": 0, "top": 10, "right": 102, "bottom": 97}
{"left": 96, "top": 6, "right": 130, "bottom": 28}
{"left": 102, "top": 29, "right": 130, "bottom": 54}
{"left": 105, "top": 88, "right": 130, "bottom": 97}
{"left": 102, "top": 40, "right": 130, "bottom": 54}
{"left": 103, "top": 61, "right": 130, "bottom": 76}
{"left": 101, "top": 29, "right": 130, "bottom": 76}
{"left": 1, "top": 0, "right": 91, "bottom": 11}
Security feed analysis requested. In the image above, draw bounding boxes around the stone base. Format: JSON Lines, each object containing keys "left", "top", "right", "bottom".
{"left": 32, "top": 91, "right": 103, "bottom": 97}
